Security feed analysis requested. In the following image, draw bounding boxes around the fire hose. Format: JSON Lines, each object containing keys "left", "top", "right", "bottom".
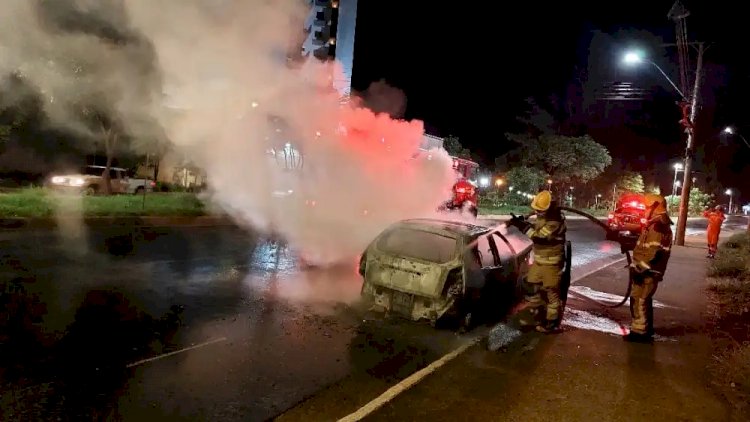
{"left": 507, "top": 207, "right": 632, "bottom": 309}
{"left": 559, "top": 206, "right": 632, "bottom": 308}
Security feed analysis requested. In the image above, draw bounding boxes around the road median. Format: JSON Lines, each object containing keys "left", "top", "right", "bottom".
{"left": 0, "top": 215, "right": 234, "bottom": 230}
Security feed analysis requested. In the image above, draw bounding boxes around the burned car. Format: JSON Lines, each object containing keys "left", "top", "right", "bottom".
{"left": 359, "top": 218, "right": 533, "bottom": 328}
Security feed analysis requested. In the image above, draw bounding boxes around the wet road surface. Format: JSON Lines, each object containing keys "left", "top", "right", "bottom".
{"left": 0, "top": 217, "right": 734, "bottom": 420}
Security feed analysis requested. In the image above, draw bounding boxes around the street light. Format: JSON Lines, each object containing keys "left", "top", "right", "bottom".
{"left": 725, "top": 188, "right": 733, "bottom": 214}
{"left": 724, "top": 126, "right": 750, "bottom": 150}
{"left": 671, "top": 162, "right": 684, "bottom": 206}
{"left": 547, "top": 179, "right": 553, "bottom": 191}
{"left": 624, "top": 44, "right": 707, "bottom": 245}
{"left": 495, "top": 178, "right": 504, "bottom": 187}
{"left": 622, "top": 50, "right": 687, "bottom": 100}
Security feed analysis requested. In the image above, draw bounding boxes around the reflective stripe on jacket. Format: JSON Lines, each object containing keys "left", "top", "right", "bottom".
{"left": 526, "top": 215, "right": 567, "bottom": 265}
{"left": 632, "top": 214, "right": 673, "bottom": 276}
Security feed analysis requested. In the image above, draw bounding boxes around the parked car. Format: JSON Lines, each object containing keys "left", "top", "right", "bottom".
{"left": 47, "top": 165, "right": 155, "bottom": 195}
{"left": 359, "top": 218, "right": 533, "bottom": 329}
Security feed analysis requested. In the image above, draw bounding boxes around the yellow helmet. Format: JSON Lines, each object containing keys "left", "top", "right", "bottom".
{"left": 643, "top": 193, "right": 668, "bottom": 215}
{"left": 531, "top": 190, "right": 552, "bottom": 212}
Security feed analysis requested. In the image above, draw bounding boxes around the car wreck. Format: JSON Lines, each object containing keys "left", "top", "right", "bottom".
{"left": 359, "top": 218, "right": 533, "bottom": 328}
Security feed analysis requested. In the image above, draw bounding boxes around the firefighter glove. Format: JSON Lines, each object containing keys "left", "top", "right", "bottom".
{"left": 629, "top": 260, "right": 651, "bottom": 274}
{"left": 506, "top": 214, "right": 531, "bottom": 233}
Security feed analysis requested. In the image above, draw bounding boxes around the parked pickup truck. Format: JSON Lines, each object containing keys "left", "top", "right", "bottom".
{"left": 47, "top": 165, "right": 155, "bottom": 195}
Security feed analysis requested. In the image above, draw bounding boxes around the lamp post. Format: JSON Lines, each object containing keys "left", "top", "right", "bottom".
{"left": 723, "top": 127, "right": 750, "bottom": 230}
{"left": 623, "top": 52, "right": 687, "bottom": 100}
{"left": 671, "top": 162, "right": 683, "bottom": 211}
{"left": 724, "top": 127, "right": 750, "bottom": 150}
{"left": 547, "top": 179, "right": 553, "bottom": 192}
{"left": 568, "top": 186, "right": 574, "bottom": 207}
{"left": 725, "top": 188, "right": 733, "bottom": 214}
{"left": 624, "top": 46, "right": 705, "bottom": 245}
{"left": 671, "top": 163, "right": 683, "bottom": 196}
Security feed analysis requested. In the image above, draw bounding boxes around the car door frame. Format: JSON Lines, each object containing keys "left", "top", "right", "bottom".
{"left": 491, "top": 228, "right": 532, "bottom": 281}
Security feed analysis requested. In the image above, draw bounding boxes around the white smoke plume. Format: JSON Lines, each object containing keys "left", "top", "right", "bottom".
{"left": 0, "top": 0, "right": 458, "bottom": 264}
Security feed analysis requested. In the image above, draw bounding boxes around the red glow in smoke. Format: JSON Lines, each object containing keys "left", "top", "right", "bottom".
{"left": 335, "top": 106, "right": 428, "bottom": 179}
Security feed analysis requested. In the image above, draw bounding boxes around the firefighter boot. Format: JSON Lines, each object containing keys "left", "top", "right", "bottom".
{"left": 625, "top": 298, "right": 654, "bottom": 343}
{"left": 518, "top": 280, "right": 543, "bottom": 330}
{"left": 535, "top": 320, "right": 559, "bottom": 334}
{"left": 518, "top": 307, "right": 541, "bottom": 330}
{"left": 624, "top": 331, "right": 654, "bottom": 343}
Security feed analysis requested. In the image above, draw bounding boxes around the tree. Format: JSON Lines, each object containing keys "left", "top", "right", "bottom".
{"left": 507, "top": 133, "right": 612, "bottom": 184}
{"left": 505, "top": 166, "right": 547, "bottom": 204}
{"left": 78, "top": 105, "right": 127, "bottom": 194}
{"left": 616, "top": 171, "right": 645, "bottom": 194}
{"left": 442, "top": 135, "right": 472, "bottom": 159}
{"left": 2, "top": 6, "right": 163, "bottom": 191}
{"left": 666, "top": 187, "right": 713, "bottom": 216}
{"left": 646, "top": 184, "right": 661, "bottom": 195}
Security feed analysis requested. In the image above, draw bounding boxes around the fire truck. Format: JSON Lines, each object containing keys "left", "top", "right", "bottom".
{"left": 437, "top": 156, "right": 480, "bottom": 217}
{"left": 606, "top": 192, "right": 648, "bottom": 250}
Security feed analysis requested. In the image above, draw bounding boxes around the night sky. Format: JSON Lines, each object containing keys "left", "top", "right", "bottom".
{"left": 350, "top": 0, "right": 750, "bottom": 201}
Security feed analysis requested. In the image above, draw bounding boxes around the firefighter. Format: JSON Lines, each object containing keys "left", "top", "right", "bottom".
{"left": 703, "top": 205, "right": 725, "bottom": 258}
{"left": 519, "top": 190, "right": 567, "bottom": 333}
{"left": 626, "top": 193, "right": 673, "bottom": 343}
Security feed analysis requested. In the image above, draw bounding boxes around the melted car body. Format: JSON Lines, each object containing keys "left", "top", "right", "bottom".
{"left": 359, "top": 219, "right": 533, "bottom": 326}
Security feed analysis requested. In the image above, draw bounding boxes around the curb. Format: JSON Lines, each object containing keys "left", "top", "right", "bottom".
{"left": 480, "top": 214, "right": 711, "bottom": 221}
{"left": 0, "top": 215, "right": 234, "bottom": 230}
{"left": 480, "top": 214, "right": 606, "bottom": 221}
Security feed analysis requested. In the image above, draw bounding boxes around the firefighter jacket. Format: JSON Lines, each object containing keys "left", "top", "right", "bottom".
{"left": 526, "top": 212, "right": 567, "bottom": 266}
{"left": 632, "top": 213, "right": 673, "bottom": 279}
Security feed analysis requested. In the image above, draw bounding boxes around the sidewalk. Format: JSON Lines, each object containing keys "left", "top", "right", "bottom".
{"left": 357, "top": 233, "right": 737, "bottom": 421}
{"left": 481, "top": 214, "right": 709, "bottom": 221}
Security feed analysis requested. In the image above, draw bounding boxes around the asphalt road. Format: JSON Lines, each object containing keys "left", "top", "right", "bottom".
{"left": 0, "top": 217, "right": 738, "bottom": 421}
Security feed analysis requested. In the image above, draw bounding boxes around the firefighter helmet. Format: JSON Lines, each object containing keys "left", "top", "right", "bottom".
{"left": 531, "top": 190, "right": 552, "bottom": 212}
{"left": 643, "top": 193, "right": 668, "bottom": 216}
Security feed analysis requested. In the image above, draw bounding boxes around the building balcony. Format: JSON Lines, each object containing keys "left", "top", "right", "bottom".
{"left": 302, "top": 34, "right": 325, "bottom": 56}
{"left": 304, "top": 4, "right": 327, "bottom": 30}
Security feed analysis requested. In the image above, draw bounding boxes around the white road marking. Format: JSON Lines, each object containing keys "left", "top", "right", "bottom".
{"left": 337, "top": 338, "right": 480, "bottom": 422}
{"left": 125, "top": 337, "right": 228, "bottom": 368}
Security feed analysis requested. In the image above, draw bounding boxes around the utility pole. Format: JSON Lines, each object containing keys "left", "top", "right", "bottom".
{"left": 674, "top": 42, "right": 704, "bottom": 245}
